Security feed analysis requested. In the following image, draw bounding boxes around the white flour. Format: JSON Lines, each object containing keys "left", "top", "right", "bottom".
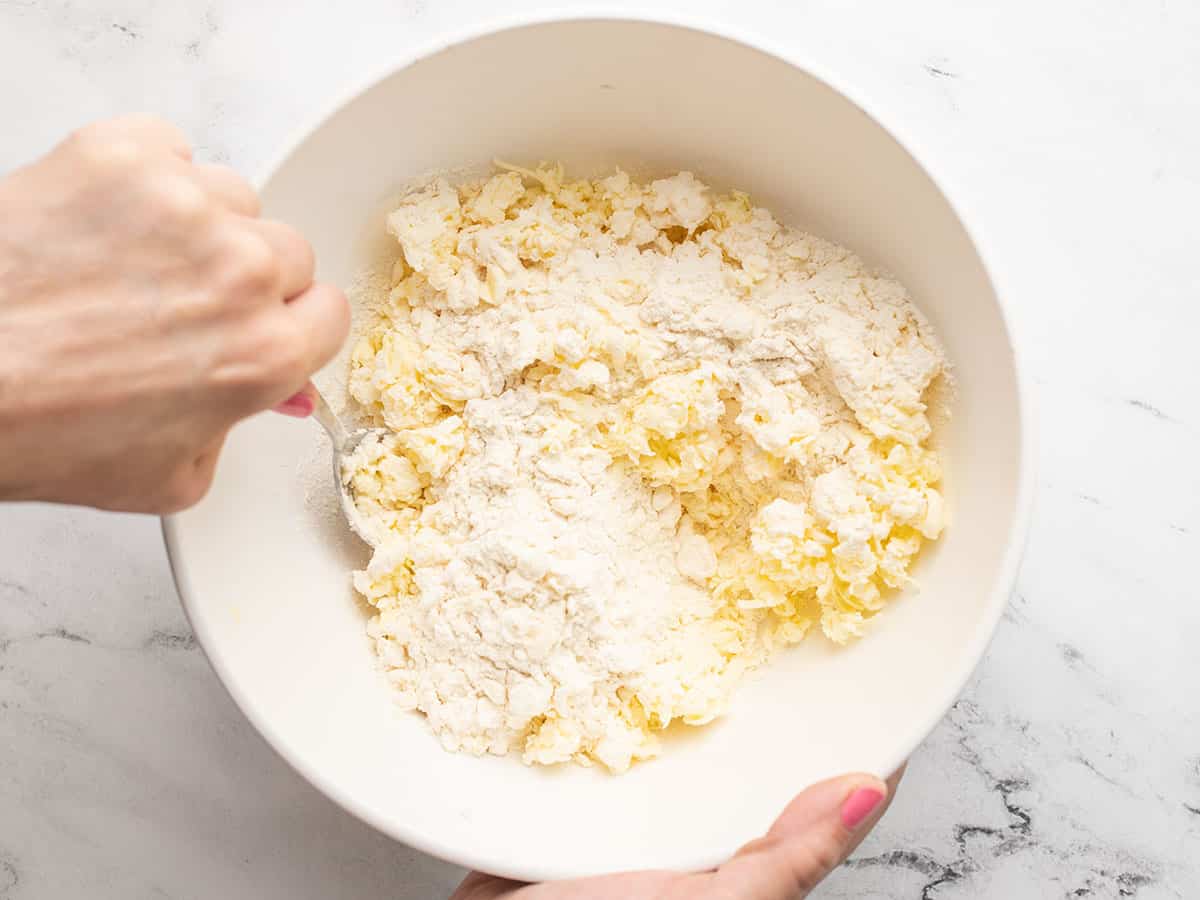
{"left": 355, "top": 388, "right": 731, "bottom": 772}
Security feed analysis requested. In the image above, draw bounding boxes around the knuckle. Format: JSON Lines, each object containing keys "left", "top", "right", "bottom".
{"left": 155, "top": 175, "right": 211, "bottom": 225}
{"left": 796, "top": 839, "right": 845, "bottom": 888}
{"left": 66, "top": 126, "right": 145, "bottom": 172}
{"left": 136, "top": 115, "right": 192, "bottom": 158}
{"left": 220, "top": 167, "right": 261, "bottom": 214}
{"left": 66, "top": 120, "right": 110, "bottom": 150}
{"left": 127, "top": 113, "right": 180, "bottom": 135}
{"left": 74, "top": 114, "right": 191, "bottom": 158}
{"left": 67, "top": 120, "right": 105, "bottom": 145}
{"left": 259, "top": 220, "right": 314, "bottom": 289}
{"left": 220, "top": 230, "right": 281, "bottom": 295}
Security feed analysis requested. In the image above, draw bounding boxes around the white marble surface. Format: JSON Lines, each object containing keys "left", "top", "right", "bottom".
{"left": 1, "top": 1, "right": 1198, "bottom": 897}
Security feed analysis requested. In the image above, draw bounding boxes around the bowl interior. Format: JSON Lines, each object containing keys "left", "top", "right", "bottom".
{"left": 166, "top": 19, "right": 1024, "bottom": 880}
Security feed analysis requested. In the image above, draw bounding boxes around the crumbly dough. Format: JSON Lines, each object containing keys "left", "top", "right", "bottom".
{"left": 344, "top": 163, "right": 947, "bottom": 772}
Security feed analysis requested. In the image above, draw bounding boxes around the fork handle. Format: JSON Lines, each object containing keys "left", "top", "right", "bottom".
{"left": 308, "top": 385, "right": 350, "bottom": 451}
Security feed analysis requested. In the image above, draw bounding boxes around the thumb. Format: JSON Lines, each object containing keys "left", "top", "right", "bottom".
{"left": 709, "top": 773, "right": 890, "bottom": 900}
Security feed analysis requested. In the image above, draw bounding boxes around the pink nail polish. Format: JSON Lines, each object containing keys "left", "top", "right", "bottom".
{"left": 840, "top": 787, "right": 885, "bottom": 830}
{"left": 274, "top": 394, "right": 314, "bottom": 418}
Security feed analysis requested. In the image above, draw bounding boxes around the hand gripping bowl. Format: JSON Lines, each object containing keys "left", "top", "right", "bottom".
{"left": 164, "top": 14, "right": 1033, "bottom": 882}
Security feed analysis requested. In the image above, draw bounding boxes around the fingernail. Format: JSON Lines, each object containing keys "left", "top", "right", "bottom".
{"left": 273, "top": 393, "right": 314, "bottom": 418}
{"left": 840, "top": 787, "right": 885, "bottom": 830}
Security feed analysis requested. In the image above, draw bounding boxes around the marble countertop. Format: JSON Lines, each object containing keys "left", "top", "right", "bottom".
{"left": 1, "top": 1, "right": 1197, "bottom": 897}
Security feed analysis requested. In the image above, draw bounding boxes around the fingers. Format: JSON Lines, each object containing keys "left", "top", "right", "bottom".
{"left": 451, "top": 870, "right": 682, "bottom": 900}
{"left": 711, "top": 773, "right": 891, "bottom": 900}
{"left": 74, "top": 117, "right": 341, "bottom": 425}
{"left": 273, "top": 381, "right": 317, "bottom": 418}
{"left": 191, "top": 163, "right": 260, "bottom": 216}
{"left": 449, "top": 872, "right": 523, "bottom": 900}
{"left": 188, "top": 166, "right": 315, "bottom": 300}
{"left": 249, "top": 218, "right": 315, "bottom": 298}
{"left": 766, "top": 774, "right": 891, "bottom": 842}
{"left": 185, "top": 163, "right": 311, "bottom": 300}
{"left": 446, "top": 771, "right": 903, "bottom": 900}
{"left": 285, "top": 281, "right": 351, "bottom": 375}
{"left": 185, "top": 162, "right": 312, "bottom": 301}
{"left": 151, "top": 139, "right": 314, "bottom": 306}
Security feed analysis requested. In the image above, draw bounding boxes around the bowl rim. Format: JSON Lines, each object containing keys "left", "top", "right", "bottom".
{"left": 162, "top": 7, "right": 1036, "bottom": 882}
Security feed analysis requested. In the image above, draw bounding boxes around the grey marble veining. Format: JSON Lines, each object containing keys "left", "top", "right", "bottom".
{"left": 2, "top": 1, "right": 1198, "bottom": 897}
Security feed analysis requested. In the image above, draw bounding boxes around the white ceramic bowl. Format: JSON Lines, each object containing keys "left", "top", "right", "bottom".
{"left": 165, "top": 14, "right": 1032, "bottom": 881}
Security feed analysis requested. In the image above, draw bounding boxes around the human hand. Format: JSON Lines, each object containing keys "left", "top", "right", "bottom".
{"left": 0, "top": 115, "right": 348, "bottom": 512}
{"left": 452, "top": 771, "right": 900, "bottom": 900}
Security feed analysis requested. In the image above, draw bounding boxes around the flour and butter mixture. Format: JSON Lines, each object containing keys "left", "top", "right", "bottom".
{"left": 343, "top": 163, "right": 948, "bottom": 772}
